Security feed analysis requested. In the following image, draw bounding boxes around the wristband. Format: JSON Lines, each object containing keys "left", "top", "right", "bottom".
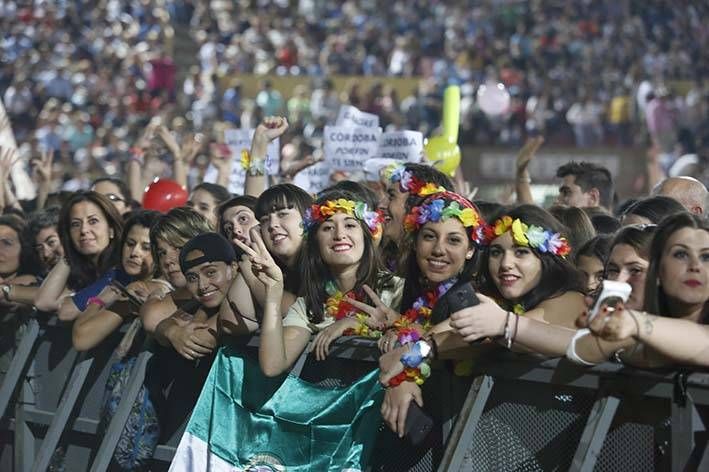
{"left": 565, "top": 329, "right": 597, "bottom": 366}
{"left": 87, "top": 296, "right": 106, "bottom": 309}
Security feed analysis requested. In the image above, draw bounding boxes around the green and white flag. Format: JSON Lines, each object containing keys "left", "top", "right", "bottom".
{"left": 169, "top": 346, "right": 384, "bottom": 471}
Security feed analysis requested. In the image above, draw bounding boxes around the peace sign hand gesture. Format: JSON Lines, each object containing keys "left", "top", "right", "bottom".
{"left": 344, "top": 284, "right": 399, "bottom": 331}
{"left": 232, "top": 227, "right": 284, "bottom": 298}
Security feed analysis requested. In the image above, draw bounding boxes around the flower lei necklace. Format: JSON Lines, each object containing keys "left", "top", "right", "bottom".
{"left": 324, "top": 281, "right": 382, "bottom": 338}
{"left": 388, "top": 278, "right": 457, "bottom": 387}
{"left": 477, "top": 215, "right": 571, "bottom": 257}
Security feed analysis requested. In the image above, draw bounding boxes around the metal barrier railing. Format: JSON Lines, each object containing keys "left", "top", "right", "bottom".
{"left": 2, "top": 318, "right": 709, "bottom": 471}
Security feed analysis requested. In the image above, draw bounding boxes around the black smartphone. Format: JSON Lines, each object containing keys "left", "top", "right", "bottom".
{"left": 111, "top": 281, "right": 144, "bottom": 307}
{"left": 404, "top": 402, "right": 433, "bottom": 446}
{"left": 431, "top": 282, "right": 480, "bottom": 323}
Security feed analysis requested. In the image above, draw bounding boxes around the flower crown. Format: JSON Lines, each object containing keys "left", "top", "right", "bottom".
{"left": 304, "top": 198, "right": 384, "bottom": 236}
{"left": 382, "top": 164, "right": 446, "bottom": 197}
{"left": 478, "top": 216, "right": 571, "bottom": 257}
{"left": 404, "top": 192, "right": 484, "bottom": 243}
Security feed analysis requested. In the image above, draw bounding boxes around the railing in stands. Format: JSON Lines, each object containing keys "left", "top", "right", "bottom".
{"left": 1, "top": 315, "right": 708, "bottom": 471}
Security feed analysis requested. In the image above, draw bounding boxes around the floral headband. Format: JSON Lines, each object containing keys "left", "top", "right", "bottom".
{"left": 404, "top": 192, "right": 485, "bottom": 243}
{"left": 478, "top": 216, "right": 571, "bottom": 257}
{"left": 304, "top": 198, "right": 384, "bottom": 236}
{"left": 382, "top": 164, "right": 446, "bottom": 197}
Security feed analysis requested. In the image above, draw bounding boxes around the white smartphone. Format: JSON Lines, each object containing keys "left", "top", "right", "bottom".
{"left": 588, "top": 280, "right": 632, "bottom": 321}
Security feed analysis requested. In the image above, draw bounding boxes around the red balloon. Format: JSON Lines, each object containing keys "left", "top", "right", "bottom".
{"left": 142, "top": 179, "right": 188, "bottom": 213}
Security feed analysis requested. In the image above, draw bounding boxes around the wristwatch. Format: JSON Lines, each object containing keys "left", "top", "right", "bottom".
{"left": 1, "top": 284, "right": 11, "bottom": 301}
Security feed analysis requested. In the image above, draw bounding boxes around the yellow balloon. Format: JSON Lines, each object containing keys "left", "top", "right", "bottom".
{"left": 423, "top": 135, "right": 461, "bottom": 176}
{"left": 442, "top": 85, "right": 461, "bottom": 142}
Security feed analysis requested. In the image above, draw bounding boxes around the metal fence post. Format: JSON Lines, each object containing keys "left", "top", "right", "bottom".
{"left": 30, "top": 351, "right": 94, "bottom": 472}
{"left": 569, "top": 393, "right": 620, "bottom": 472}
{"left": 437, "top": 375, "right": 495, "bottom": 472}
{"left": 90, "top": 348, "right": 153, "bottom": 472}
{"left": 0, "top": 319, "right": 39, "bottom": 419}
{"left": 671, "top": 393, "right": 694, "bottom": 471}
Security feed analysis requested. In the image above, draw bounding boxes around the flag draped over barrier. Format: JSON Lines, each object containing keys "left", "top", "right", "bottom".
{"left": 169, "top": 345, "right": 384, "bottom": 471}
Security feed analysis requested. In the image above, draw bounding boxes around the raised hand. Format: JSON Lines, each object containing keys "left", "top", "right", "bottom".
{"left": 156, "top": 125, "right": 181, "bottom": 158}
{"left": 344, "top": 284, "right": 399, "bottom": 330}
{"left": 253, "top": 116, "right": 289, "bottom": 147}
{"left": 232, "top": 226, "right": 283, "bottom": 291}
{"left": 31, "top": 149, "right": 53, "bottom": 183}
{"left": 516, "top": 136, "right": 544, "bottom": 172}
{"left": 0, "top": 146, "right": 19, "bottom": 180}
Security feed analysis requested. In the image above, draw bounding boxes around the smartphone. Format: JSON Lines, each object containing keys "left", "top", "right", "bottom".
{"left": 112, "top": 281, "right": 144, "bottom": 307}
{"left": 588, "top": 280, "right": 632, "bottom": 321}
{"left": 431, "top": 282, "right": 480, "bottom": 323}
{"left": 404, "top": 402, "right": 433, "bottom": 446}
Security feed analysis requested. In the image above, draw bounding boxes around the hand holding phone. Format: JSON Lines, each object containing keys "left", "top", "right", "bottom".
{"left": 588, "top": 280, "right": 632, "bottom": 322}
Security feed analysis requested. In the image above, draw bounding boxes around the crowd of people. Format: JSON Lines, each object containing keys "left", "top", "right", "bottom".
{"left": 1, "top": 110, "right": 708, "bottom": 468}
{"left": 1, "top": 0, "right": 708, "bottom": 470}
{"left": 1, "top": 0, "right": 707, "bottom": 198}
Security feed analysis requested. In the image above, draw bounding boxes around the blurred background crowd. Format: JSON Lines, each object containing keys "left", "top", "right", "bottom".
{"left": 1, "top": 0, "right": 707, "bottom": 193}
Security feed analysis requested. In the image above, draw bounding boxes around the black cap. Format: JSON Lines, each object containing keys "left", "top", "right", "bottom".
{"left": 179, "top": 232, "right": 236, "bottom": 274}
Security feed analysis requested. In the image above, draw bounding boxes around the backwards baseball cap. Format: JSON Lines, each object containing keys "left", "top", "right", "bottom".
{"left": 179, "top": 232, "right": 237, "bottom": 274}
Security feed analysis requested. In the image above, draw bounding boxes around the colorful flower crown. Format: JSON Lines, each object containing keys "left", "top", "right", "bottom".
{"left": 477, "top": 216, "right": 571, "bottom": 257}
{"left": 304, "top": 198, "right": 384, "bottom": 236}
{"left": 404, "top": 192, "right": 484, "bottom": 242}
{"left": 382, "top": 164, "right": 446, "bottom": 197}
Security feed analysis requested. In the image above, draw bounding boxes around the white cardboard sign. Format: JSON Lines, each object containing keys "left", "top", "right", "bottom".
{"left": 323, "top": 126, "right": 382, "bottom": 172}
{"left": 377, "top": 130, "right": 423, "bottom": 162}
{"left": 336, "top": 105, "right": 380, "bottom": 129}
{"left": 292, "top": 160, "right": 332, "bottom": 194}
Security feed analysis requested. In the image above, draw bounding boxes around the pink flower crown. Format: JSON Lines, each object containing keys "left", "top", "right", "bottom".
{"left": 382, "top": 164, "right": 446, "bottom": 197}
{"left": 477, "top": 216, "right": 571, "bottom": 257}
{"left": 304, "top": 198, "right": 384, "bottom": 237}
{"left": 404, "top": 192, "right": 485, "bottom": 243}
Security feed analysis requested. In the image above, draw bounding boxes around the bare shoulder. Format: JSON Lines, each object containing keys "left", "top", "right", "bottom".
{"left": 531, "top": 291, "right": 585, "bottom": 328}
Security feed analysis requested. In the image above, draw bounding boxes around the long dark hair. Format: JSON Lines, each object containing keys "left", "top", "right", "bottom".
{"left": 400, "top": 193, "right": 482, "bottom": 311}
{"left": 476, "top": 204, "right": 585, "bottom": 311}
{"left": 301, "top": 190, "right": 391, "bottom": 323}
{"left": 57, "top": 191, "right": 124, "bottom": 290}
{"left": 120, "top": 210, "right": 161, "bottom": 277}
{"left": 256, "top": 183, "right": 313, "bottom": 293}
{"left": 643, "top": 212, "right": 709, "bottom": 321}
{"left": 0, "top": 215, "right": 38, "bottom": 277}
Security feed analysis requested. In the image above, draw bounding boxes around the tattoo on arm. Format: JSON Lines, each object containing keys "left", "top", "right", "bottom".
{"left": 641, "top": 312, "right": 654, "bottom": 337}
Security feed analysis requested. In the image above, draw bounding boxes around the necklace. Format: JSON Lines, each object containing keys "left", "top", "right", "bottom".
{"left": 394, "top": 278, "right": 457, "bottom": 343}
{"left": 324, "top": 281, "right": 381, "bottom": 338}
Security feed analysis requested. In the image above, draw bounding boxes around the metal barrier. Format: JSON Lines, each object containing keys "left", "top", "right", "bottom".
{"left": 2, "top": 319, "right": 709, "bottom": 471}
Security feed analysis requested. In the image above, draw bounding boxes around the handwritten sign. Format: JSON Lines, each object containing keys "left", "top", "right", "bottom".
{"left": 377, "top": 130, "right": 423, "bottom": 162}
{"left": 323, "top": 126, "right": 382, "bottom": 172}
{"left": 203, "top": 129, "right": 280, "bottom": 194}
{"left": 293, "top": 161, "right": 332, "bottom": 194}
{"left": 336, "top": 105, "right": 380, "bottom": 129}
